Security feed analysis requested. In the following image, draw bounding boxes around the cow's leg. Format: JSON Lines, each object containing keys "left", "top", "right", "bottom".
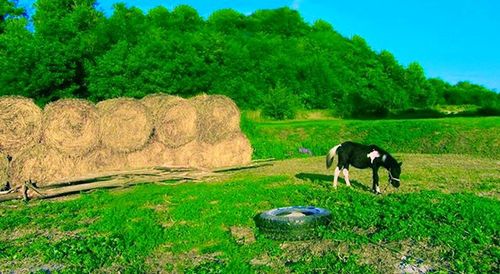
{"left": 333, "top": 166, "right": 341, "bottom": 188}
{"left": 342, "top": 168, "right": 351, "bottom": 187}
{"left": 372, "top": 166, "right": 381, "bottom": 194}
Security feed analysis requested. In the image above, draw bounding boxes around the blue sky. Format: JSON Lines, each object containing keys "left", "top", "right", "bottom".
{"left": 18, "top": 0, "right": 500, "bottom": 91}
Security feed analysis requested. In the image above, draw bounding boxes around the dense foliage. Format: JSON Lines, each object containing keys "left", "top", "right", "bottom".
{"left": 0, "top": 0, "right": 498, "bottom": 117}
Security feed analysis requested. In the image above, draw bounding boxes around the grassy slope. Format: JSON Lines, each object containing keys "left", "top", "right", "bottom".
{"left": 1, "top": 154, "right": 499, "bottom": 273}
{"left": 242, "top": 116, "right": 500, "bottom": 159}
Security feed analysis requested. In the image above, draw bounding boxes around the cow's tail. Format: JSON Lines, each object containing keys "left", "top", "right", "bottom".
{"left": 326, "top": 144, "right": 342, "bottom": 169}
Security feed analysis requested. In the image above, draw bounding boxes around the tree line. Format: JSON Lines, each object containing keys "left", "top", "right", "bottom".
{"left": 1, "top": 0, "right": 498, "bottom": 118}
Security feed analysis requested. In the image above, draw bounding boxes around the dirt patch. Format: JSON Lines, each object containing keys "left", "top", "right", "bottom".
{"left": 250, "top": 253, "right": 285, "bottom": 271}
{"left": 250, "top": 238, "right": 447, "bottom": 273}
{"left": 354, "top": 239, "right": 448, "bottom": 273}
{"left": 0, "top": 259, "right": 65, "bottom": 274}
{"left": 250, "top": 240, "right": 349, "bottom": 273}
{"left": 0, "top": 226, "right": 85, "bottom": 243}
{"left": 0, "top": 227, "right": 37, "bottom": 242}
{"left": 160, "top": 220, "right": 191, "bottom": 229}
{"left": 229, "top": 226, "right": 256, "bottom": 245}
{"left": 280, "top": 239, "right": 349, "bottom": 264}
{"left": 145, "top": 245, "right": 225, "bottom": 273}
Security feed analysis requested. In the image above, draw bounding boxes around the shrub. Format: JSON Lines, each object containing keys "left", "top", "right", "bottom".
{"left": 261, "top": 84, "right": 300, "bottom": 120}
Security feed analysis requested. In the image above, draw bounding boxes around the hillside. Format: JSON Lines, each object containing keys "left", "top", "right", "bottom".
{"left": 243, "top": 116, "right": 500, "bottom": 159}
{"left": 0, "top": 1, "right": 498, "bottom": 117}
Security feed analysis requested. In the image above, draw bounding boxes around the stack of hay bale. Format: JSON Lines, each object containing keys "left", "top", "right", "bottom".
{"left": 0, "top": 94, "right": 252, "bottom": 190}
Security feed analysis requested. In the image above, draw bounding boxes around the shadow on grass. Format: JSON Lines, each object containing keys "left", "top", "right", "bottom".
{"left": 295, "top": 173, "right": 372, "bottom": 193}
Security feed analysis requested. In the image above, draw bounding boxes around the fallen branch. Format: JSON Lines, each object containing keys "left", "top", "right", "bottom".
{"left": 0, "top": 160, "right": 273, "bottom": 202}
{"left": 0, "top": 191, "right": 22, "bottom": 202}
{"left": 42, "top": 166, "right": 196, "bottom": 189}
{"left": 213, "top": 161, "right": 275, "bottom": 173}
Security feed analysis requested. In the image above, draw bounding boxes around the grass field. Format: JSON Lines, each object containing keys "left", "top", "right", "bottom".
{"left": 1, "top": 152, "right": 499, "bottom": 273}
{"left": 242, "top": 116, "right": 500, "bottom": 160}
{"left": 1, "top": 116, "right": 499, "bottom": 273}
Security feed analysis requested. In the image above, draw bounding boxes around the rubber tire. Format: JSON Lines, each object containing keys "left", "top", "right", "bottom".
{"left": 254, "top": 206, "right": 332, "bottom": 240}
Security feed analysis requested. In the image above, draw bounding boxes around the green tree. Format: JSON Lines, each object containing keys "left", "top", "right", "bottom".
{"left": 168, "top": 5, "right": 203, "bottom": 32}
{"left": 249, "top": 7, "right": 309, "bottom": 36}
{"left": 147, "top": 6, "right": 170, "bottom": 30}
{"left": 0, "top": 16, "right": 34, "bottom": 97}
{"left": 2, "top": 2, "right": 499, "bottom": 115}
{"left": 207, "top": 9, "right": 247, "bottom": 34}
{"left": 261, "top": 83, "right": 300, "bottom": 120}
{"left": 0, "top": 0, "right": 25, "bottom": 34}
{"left": 405, "top": 62, "right": 434, "bottom": 107}
{"left": 28, "top": 0, "right": 103, "bottom": 102}
{"left": 102, "top": 3, "right": 146, "bottom": 46}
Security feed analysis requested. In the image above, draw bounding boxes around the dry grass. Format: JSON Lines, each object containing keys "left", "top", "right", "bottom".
{"left": 142, "top": 94, "right": 198, "bottom": 148}
{"left": 192, "top": 94, "right": 240, "bottom": 144}
{"left": 42, "top": 99, "right": 100, "bottom": 156}
{"left": 9, "top": 145, "right": 76, "bottom": 188}
{"left": 0, "top": 96, "right": 42, "bottom": 157}
{"left": 235, "top": 154, "right": 500, "bottom": 198}
{"left": 0, "top": 152, "right": 8, "bottom": 189}
{"left": 145, "top": 244, "right": 225, "bottom": 273}
{"left": 126, "top": 141, "right": 176, "bottom": 169}
{"left": 97, "top": 98, "right": 153, "bottom": 153}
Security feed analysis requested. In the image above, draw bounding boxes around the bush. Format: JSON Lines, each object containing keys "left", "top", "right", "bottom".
{"left": 261, "top": 84, "right": 300, "bottom": 120}
{"left": 390, "top": 108, "right": 445, "bottom": 119}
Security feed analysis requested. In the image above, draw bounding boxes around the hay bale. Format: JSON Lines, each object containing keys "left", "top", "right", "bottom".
{"left": 0, "top": 96, "right": 42, "bottom": 157}
{"left": 199, "top": 133, "right": 253, "bottom": 168}
{"left": 75, "top": 146, "right": 129, "bottom": 174}
{"left": 42, "top": 99, "right": 100, "bottom": 156}
{"left": 126, "top": 141, "right": 175, "bottom": 169}
{"left": 141, "top": 93, "right": 178, "bottom": 112}
{"left": 173, "top": 133, "right": 252, "bottom": 169}
{"left": 97, "top": 98, "right": 153, "bottom": 153}
{"left": 191, "top": 94, "right": 241, "bottom": 144}
{"left": 173, "top": 141, "right": 205, "bottom": 168}
{"left": 142, "top": 94, "right": 197, "bottom": 148}
{"left": 9, "top": 145, "right": 75, "bottom": 188}
{"left": 0, "top": 153, "right": 8, "bottom": 190}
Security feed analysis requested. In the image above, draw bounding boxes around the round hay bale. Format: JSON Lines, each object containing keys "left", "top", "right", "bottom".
{"left": 126, "top": 141, "right": 175, "bottom": 169}
{"left": 141, "top": 93, "right": 178, "bottom": 113}
{"left": 75, "top": 146, "right": 129, "bottom": 174}
{"left": 199, "top": 133, "right": 253, "bottom": 169}
{"left": 0, "top": 153, "right": 9, "bottom": 190}
{"left": 142, "top": 94, "right": 197, "bottom": 148}
{"left": 42, "top": 99, "right": 100, "bottom": 156}
{"left": 191, "top": 94, "right": 241, "bottom": 144}
{"left": 9, "top": 145, "right": 75, "bottom": 188}
{"left": 0, "top": 96, "right": 42, "bottom": 157}
{"left": 97, "top": 98, "right": 153, "bottom": 153}
{"left": 173, "top": 133, "right": 252, "bottom": 169}
{"left": 173, "top": 141, "right": 205, "bottom": 168}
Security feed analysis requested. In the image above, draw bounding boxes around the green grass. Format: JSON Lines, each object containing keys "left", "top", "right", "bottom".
{"left": 242, "top": 116, "right": 500, "bottom": 159}
{"left": 1, "top": 155, "right": 499, "bottom": 273}
{"left": 1, "top": 116, "right": 499, "bottom": 272}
